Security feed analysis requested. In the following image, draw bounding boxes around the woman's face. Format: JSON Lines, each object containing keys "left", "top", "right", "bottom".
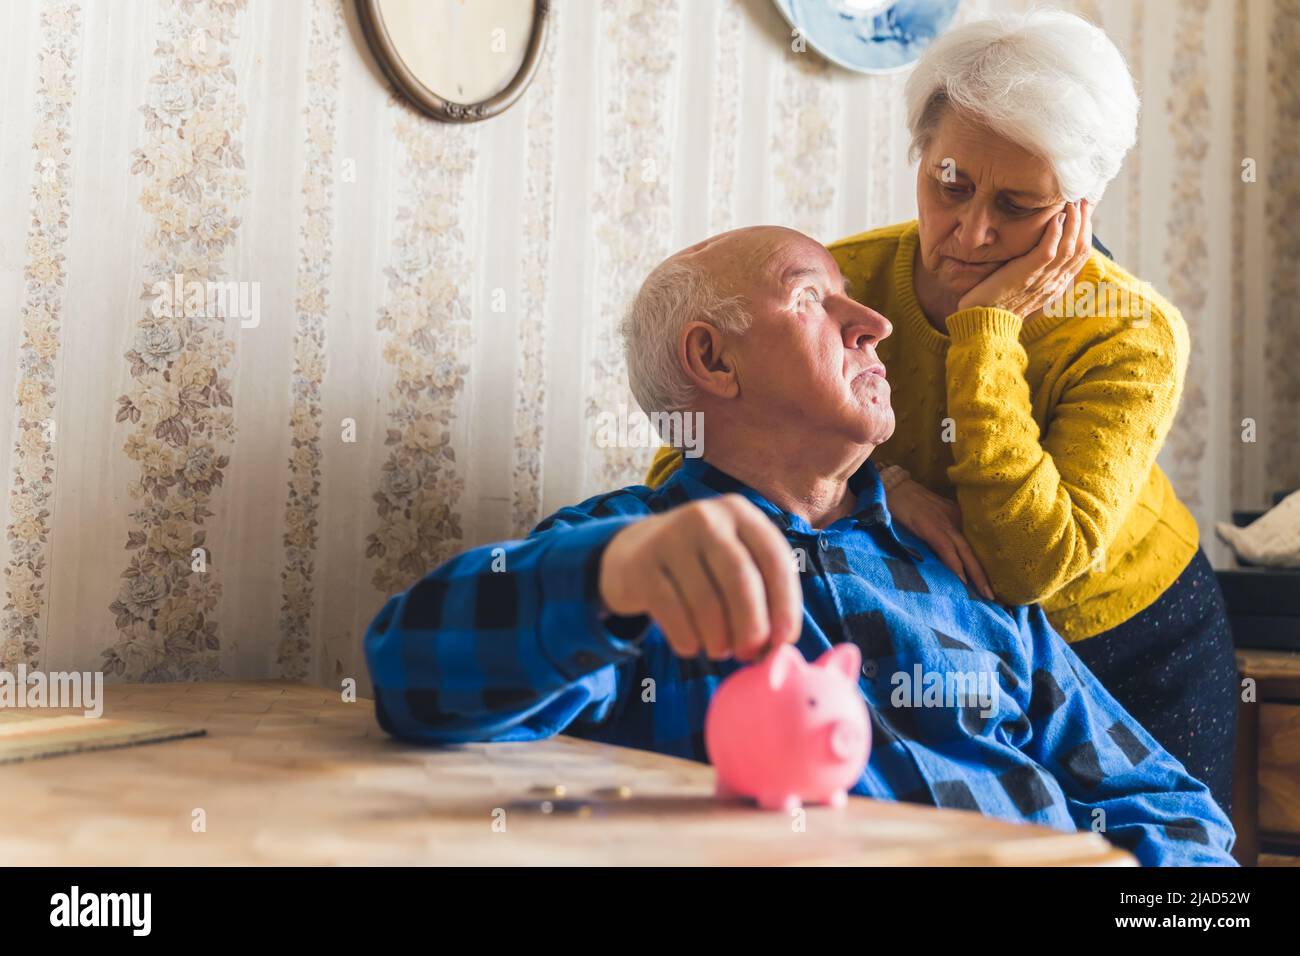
{"left": 915, "top": 108, "right": 1068, "bottom": 299}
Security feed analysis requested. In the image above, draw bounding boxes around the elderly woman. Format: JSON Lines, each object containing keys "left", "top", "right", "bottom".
{"left": 647, "top": 11, "right": 1236, "bottom": 816}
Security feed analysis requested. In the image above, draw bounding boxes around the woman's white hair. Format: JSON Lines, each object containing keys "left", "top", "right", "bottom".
{"left": 620, "top": 257, "right": 750, "bottom": 418}
{"left": 904, "top": 9, "right": 1139, "bottom": 202}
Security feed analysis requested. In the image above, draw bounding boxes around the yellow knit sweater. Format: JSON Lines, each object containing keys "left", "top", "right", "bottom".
{"left": 647, "top": 220, "right": 1200, "bottom": 643}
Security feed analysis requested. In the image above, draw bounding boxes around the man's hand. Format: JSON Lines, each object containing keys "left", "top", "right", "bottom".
{"left": 885, "top": 479, "right": 995, "bottom": 601}
{"left": 956, "top": 198, "right": 1093, "bottom": 319}
{"left": 598, "top": 494, "right": 803, "bottom": 662}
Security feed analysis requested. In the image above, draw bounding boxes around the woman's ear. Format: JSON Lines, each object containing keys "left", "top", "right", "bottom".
{"left": 680, "top": 322, "right": 739, "bottom": 399}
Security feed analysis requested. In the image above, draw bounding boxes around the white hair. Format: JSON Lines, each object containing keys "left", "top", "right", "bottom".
{"left": 620, "top": 257, "right": 751, "bottom": 417}
{"left": 903, "top": 9, "right": 1140, "bottom": 202}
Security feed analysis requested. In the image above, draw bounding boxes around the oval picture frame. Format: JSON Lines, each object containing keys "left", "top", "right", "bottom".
{"left": 355, "top": 0, "right": 550, "bottom": 123}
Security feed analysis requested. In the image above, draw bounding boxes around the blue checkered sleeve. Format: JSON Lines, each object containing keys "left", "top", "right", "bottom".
{"left": 364, "top": 500, "right": 655, "bottom": 745}
{"left": 1018, "top": 605, "right": 1237, "bottom": 866}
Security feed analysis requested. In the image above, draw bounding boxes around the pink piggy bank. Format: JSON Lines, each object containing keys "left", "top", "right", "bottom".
{"left": 705, "top": 642, "right": 871, "bottom": 811}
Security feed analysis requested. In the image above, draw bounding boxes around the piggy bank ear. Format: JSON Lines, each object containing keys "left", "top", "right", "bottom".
{"left": 764, "top": 644, "right": 806, "bottom": 691}
{"left": 814, "top": 643, "right": 862, "bottom": 682}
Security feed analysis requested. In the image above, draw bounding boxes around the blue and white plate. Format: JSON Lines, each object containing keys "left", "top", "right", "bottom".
{"left": 772, "top": 0, "right": 961, "bottom": 75}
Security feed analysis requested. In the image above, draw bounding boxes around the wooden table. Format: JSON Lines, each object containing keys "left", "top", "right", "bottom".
{"left": 0, "top": 680, "right": 1134, "bottom": 866}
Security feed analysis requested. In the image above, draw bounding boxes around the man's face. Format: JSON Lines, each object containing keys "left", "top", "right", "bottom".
{"left": 706, "top": 228, "right": 895, "bottom": 448}
{"left": 915, "top": 108, "right": 1067, "bottom": 299}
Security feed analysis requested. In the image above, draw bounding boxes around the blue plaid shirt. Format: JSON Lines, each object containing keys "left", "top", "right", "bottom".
{"left": 365, "top": 457, "right": 1236, "bottom": 866}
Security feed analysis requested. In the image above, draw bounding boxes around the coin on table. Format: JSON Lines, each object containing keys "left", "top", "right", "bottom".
{"left": 529, "top": 784, "right": 567, "bottom": 798}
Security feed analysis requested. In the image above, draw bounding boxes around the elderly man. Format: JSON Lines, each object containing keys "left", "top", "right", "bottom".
{"left": 364, "top": 227, "right": 1236, "bottom": 867}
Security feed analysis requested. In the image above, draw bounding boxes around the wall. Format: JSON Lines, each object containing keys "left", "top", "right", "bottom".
{"left": 1, "top": 0, "right": 1295, "bottom": 689}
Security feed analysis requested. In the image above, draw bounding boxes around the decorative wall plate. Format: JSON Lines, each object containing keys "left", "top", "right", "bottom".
{"left": 772, "top": 0, "right": 960, "bottom": 75}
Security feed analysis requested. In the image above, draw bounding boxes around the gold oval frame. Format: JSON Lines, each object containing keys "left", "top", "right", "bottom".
{"left": 356, "top": 0, "right": 550, "bottom": 123}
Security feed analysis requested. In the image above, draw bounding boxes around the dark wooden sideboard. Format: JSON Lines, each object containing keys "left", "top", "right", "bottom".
{"left": 1218, "top": 494, "right": 1300, "bottom": 865}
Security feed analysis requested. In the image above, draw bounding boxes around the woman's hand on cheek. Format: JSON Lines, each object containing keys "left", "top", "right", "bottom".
{"left": 956, "top": 198, "right": 1094, "bottom": 319}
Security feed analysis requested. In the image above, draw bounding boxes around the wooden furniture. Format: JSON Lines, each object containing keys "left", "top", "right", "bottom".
{"left": 1218, "top": 495, "right": 1300, "bottom": 865}
{"left": 0, "top": 680, "right": 1133, "bottom": 866}
{"left": 1233, "top": 650, "right": 1300, "bottom": 865}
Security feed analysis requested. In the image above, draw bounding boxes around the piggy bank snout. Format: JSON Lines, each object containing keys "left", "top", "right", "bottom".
{"left": 828, "top": 718, "right": 867, "bottom": 761}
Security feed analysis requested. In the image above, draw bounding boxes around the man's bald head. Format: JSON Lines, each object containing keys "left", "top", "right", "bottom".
{"left": 623, "top": 226, "right": 828, "bottom": 416}
{"left": 618, "top": 228, "right": 852, "bottom": 418}
{"left": 656, "top": 225, "right": 824, "bottom": 301}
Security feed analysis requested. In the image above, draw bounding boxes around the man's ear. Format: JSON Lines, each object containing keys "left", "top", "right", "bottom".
{"left": 680, "top": 321, "right": 739, "bottom": 399}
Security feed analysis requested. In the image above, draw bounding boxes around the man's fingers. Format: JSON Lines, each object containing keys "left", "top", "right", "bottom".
{"left": 649, "top": 566, "right": 702, "bottom": 658}
{"left": 734, "top": 509, "right": 803, "bottom": 650}
{"left": 676, "top": 552, "right": 732, "bottom": 659}
{"left": 700, "top": 536, "right": 769, "bottom": 662}
{"left": 662, "top": 559, "right": 721, "bottom": 659}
